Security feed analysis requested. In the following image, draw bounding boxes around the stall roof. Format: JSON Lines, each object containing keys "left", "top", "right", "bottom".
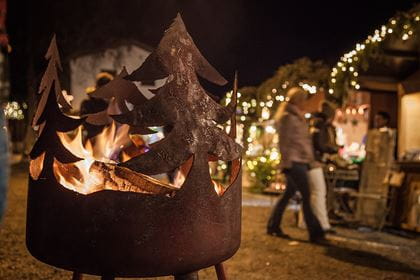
{"left": 401, "top": 69, "right": 420, "bottom": 94}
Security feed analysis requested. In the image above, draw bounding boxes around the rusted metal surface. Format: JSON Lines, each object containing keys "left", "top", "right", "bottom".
{"left": 215, "top": 263, "right": 227, "bottom": 280}
{"left": 71, "top": 272, "right": 83, "bottom": 280}
{"left": 26, "top": 157, "right": 241, "bottom": 277}
{"left": 113, "top": 14, "right": 241, "bottom": 177}
{"left": 27, "top": 13, "right": 242, "bottom": 278}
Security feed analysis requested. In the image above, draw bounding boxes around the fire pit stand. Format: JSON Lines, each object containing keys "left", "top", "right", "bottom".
{"left": 27, "top": 14, "right": 242, "bottom": 280}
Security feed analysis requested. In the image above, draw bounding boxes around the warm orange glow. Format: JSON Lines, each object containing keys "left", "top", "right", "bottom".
{"left": 121, "top": 151, "right": 131, "bottom": 163}
{"left": 53, "top": 122, "right": 186, "bottom": 195}
{"left": 59, "top": 122, "right": 131, "bottom": 163}
{"left": 213, "top": 181, "right": 226, "bottom": 196}
{"left": 50, "top": 122, "right": 237, "bottom": 196}
{"left": 53, "top": 159, "right": 177, "bottom": 195}
{"left": 29, "top": 152, "right": 46, "bottom": 180}
{"left": 53, "top": 122, "right": 139, "bottom": 194}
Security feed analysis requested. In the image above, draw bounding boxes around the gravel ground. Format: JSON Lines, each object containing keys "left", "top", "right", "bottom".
{"left": 1, "top": 163, "right": 420, "bottom": 279}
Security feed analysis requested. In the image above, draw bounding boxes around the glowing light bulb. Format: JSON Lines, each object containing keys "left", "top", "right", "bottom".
{"left": 265, "top": 125, "right": 276, "bottom": 134}
{"left": 261, "top": 107, "right": 270, "bottom": 120}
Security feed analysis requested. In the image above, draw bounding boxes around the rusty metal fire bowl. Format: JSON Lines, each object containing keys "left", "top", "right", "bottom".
{"left": 26, "top": 158, "right": 241, "bottom": 277}
{"left": 26, "top": 13, "right": 242, "bottom": 278}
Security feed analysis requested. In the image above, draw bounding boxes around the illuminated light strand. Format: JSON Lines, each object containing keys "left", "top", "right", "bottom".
{"left": 328, "top": 12, "right": 419, "bottom": 98}
{"left": 4, "top": 101, "right": 26, "bottom": 120}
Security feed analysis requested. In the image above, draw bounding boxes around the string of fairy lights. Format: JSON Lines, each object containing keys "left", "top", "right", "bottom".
{"left": 329, "top": 12, "right": 420, "bottom": 99}
{"left": 223, "top": 82, "right": 317, "bottom": 190}
{"left": 3, "top": 101, "right": 27, "bottom": 120}
{"left": 225, "top": 82, "right": 316, "bottom": 123}
{"left": 221, "top": 10, "right": 420, "bottom": 190}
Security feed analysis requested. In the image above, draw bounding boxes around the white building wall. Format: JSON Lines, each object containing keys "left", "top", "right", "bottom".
{"left": 70, "top": 44, "right": 163, "bottom": 111}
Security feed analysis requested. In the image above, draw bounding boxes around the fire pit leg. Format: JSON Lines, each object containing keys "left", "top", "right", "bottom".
{"left": 174, "top": 271, "right": 199, "bottom": 280}
{"left": 215, "top": 263, "right": 227, "bottom": 280}
{"left": 71, "top": 272, "right": 83, "bottom": 280}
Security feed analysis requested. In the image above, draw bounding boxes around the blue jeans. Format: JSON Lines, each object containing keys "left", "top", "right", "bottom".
{"left": 0, "top": 111, "right": 8, "bottom": 222}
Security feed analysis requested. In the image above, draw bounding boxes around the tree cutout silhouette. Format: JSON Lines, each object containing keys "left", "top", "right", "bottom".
{"left": 84, "top": 67, "right": 154, "bottom": 135}
{"left": 91, "top": 67, "right": 148, "bottom": 113}
{"left": 33, "top": 34, "right": 71, "bottom": 129}
{"left": 30, "top": 81, "right": 85, "bottom": 179}
{"left": 113, "top": 13, "right": 242, "bottom": 176}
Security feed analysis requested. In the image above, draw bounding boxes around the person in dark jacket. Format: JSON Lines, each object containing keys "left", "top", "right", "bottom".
{"left": 267, "top": 87, "right": 325, "bottom": 244}
{"left": 311, "top": 111, "right": 340, "bottom": 162}
{"left": 313, "top": 101, "right": 340, "bottom": 160}
{"left": 308, "top": 111, "right": 338, "bottom": 232}
{"left": 80, "top": 71, "right": 114, "bottom": 139}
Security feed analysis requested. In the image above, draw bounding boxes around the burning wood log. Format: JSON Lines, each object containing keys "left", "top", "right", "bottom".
{"left": 90, "top": 162, "right": 178, "bottom": 195}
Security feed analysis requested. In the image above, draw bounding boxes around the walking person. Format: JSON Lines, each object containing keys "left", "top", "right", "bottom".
{"left": 309, "top": 108, "right": 339, "bottom": 233}
{"left": 267, "top": 87, "right": 325, "bottom": 243}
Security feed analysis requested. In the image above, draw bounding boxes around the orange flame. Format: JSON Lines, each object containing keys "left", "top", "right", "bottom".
{"left": 53, "top": 122, "right": 133, "bottom": 194}
{"left": 52, "top": 122, "right": 187, "bottom": 195}
{"left": 49, "top": 121, "right": 233, "bottom": 196}
{"left": 29, "top": 152, "right": 45, "bottom": 180}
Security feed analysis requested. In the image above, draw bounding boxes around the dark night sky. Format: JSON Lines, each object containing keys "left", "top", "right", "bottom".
{"left": 7, "top": 0, "right": 419, "bottom": 97}
{"left": 179, "top": 0, "right": 417, "bottom": 87}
